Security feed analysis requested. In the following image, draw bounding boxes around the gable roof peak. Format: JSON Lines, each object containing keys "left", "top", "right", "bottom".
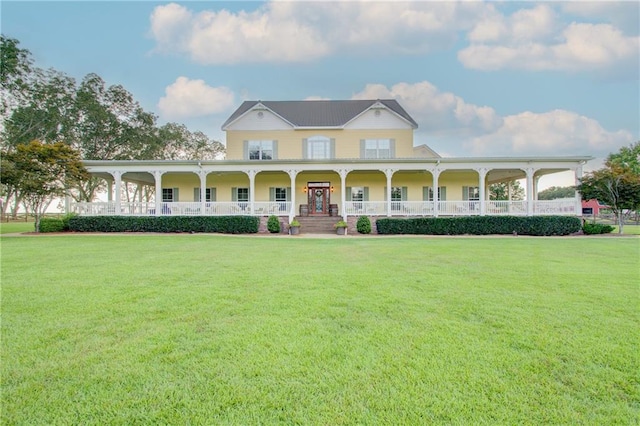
{"left": 222, "top": 99, "right": 418, "bottom": 129}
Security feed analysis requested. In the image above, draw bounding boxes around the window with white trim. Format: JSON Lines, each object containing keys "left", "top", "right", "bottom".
{"left": 465, "top": 186, "right": 480, "bottom": 201}
{"left": 351, "top": 187, "right": 364, "bottom": 202}
{"left": 248, "top": 140, "right": 274, "bottom": 160}
{"left": 308, "top": 136, "right": 331, "bottom": 159}
{"left": 194, "top": 187, "right": 216, "bottom": 202}
{"left": 425, "top": 187, "right": 446, "bottom": 201}
{"left": 236, "top": 188, "right": 249, "bottom": 202}
{"left": 162, "top": 188, "right": 177, "bottom": 202}
{"left": 275, "top": 187, "right": 287, "bottom": 203}
{"left": 364, "top": 139, "right": 391, "bottom": 159}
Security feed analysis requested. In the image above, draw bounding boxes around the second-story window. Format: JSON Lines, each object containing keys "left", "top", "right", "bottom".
{"left": 363, "top": 139, "right": 392, "bottom": 159}
{"left": 306, "top": 136, "right": 333, "bottom": 159}
{"left": 247, "top": 140, "right": 274, "bottom": 160}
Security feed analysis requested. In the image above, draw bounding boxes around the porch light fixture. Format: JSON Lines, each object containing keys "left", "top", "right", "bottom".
{"left": 330, "top": 186, "right": 334, "bottom": 192}
{"left": 303, "top": 186, "right": 307, "bottom": 193}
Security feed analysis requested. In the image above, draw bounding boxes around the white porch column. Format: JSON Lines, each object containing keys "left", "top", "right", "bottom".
{"left": 107, "top": 180, "right": 113, "bottom": 202}
{"left": 153, "top": 170, "right": 163, "bottom": 216}
{"left": 244, "top": 169, "right": 257, "bottom": 213}
{"left": 526, "top": 167, "right": 535, "bottom": 216}
{"left": 575, "top": 164, "right": 584, "bottom": 216}
{"left": 285, "top": 169, "right": 300, "bottom": 222}
{"left": 335, "top": 168, "right": 350, "bottom": 218}
{"left": 475, "top": 167, "right": 488, "bottom": 216}
{"left": 199, "top": 170, "right": 207, "bottom": 213}
{"left": 383, "top": 169, "right": 396, "bottom": 217}
{"left": 430, "top": 168, "right": 441, "bottom": 217}
{"left": 113, "top": 171, "right": 122, "bottom": 215}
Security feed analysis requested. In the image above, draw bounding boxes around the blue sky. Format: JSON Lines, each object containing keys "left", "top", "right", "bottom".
{"left": 2, "top": 1, "right": 639, "bottom": 186}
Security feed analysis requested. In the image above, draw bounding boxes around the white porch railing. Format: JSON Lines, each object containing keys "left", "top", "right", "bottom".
{"left": 486, "top": 201, "right": 528, "bottom": 216}
{"left": 71, "top": 199, "right": 577, "bottom": 217}
{"left": 70, "top": 201, "right": 292, "bottom": 216}
{"left": 437, "top": 201, "right": 481, "bottom": 216}
{"left": 533, "top": 199, "right": 577, "bottom": 215}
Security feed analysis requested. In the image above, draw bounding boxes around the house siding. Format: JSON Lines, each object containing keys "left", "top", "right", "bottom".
{"left": 226, "top": 129, "right": 415, "bottom": 160}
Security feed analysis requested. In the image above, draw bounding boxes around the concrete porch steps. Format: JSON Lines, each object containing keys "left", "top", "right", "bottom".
{"left": 294, "top": 216, "right": 342, "bottom": 234}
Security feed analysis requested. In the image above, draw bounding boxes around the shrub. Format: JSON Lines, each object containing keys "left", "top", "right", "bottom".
{"left": 356, "top": 216, "right": 371, "bottom": 234}
{"left": 39, "top": 218, "right": 65, "bottom": 233}
{"left": 267, "top": 215, "right": 281, "bottom": 233}
{"left": 68, "top": 216, "right": 259, "bottom": 234}
{"left": 582, "top": 223, "right": 615, "bottom": 235}
{"left": 61, "top": 212, "right": 78, "bottom": 231}
{"left": 376, "top": 216, "right": 581, "bottom": 236}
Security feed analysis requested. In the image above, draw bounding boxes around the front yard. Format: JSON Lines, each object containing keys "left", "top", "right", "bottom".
{"left": 1, "top": 235, "right": 638, "bottom": 424}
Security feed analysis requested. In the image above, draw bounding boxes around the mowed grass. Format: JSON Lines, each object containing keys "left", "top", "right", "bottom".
{"left": 0, "top": 221, "right": 36, "bottom": 234}
{"left": 1, "top": 235, "right": 638, "bottom": 424}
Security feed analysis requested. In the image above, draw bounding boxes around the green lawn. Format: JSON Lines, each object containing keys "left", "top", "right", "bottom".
{"left": 0, "top": 221, "right": 35, "bottom": 234}
{"left": 1, "top": 235, "right": 638, "bottom": 424}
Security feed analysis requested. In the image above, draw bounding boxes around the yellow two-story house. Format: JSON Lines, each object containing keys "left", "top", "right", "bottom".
{"left": 75, "top": 99, "right": 591, "bottom": 232}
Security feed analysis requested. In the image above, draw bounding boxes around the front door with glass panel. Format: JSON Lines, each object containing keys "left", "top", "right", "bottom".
{"left": 307, "top": 182, "right": 331, "bottom": 215}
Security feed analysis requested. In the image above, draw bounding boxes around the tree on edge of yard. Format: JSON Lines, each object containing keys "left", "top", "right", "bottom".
{"left": 577, "top": 142, "right": 640, "bottom": 234}
{"left": 2, "top": 141, "right": 89, "bottom": 232}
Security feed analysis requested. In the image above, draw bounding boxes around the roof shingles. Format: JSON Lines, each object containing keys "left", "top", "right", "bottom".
{"left": 222, "top": 99, "right": 418, "bottom": 129}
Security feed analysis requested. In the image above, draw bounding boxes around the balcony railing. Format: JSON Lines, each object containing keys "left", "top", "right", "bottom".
{"left": 70, "top": 199, "right": 578, "bottom": 217}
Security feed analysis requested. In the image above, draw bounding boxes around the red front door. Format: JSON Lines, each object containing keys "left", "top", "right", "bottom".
{"left": 307, "top": 182, "right": 331, "bottom": 215}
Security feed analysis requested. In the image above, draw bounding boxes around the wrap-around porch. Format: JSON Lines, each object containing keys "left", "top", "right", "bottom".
{"left": 70, "top": 158, "right": 589, "bottom": 220}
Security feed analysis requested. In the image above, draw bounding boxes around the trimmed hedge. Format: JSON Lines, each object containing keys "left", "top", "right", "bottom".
{"left": 39, "top": 218, "right": 65, "bottom": 233}
{"left": 376, "top": 216, "right": 581, "bottom": 236}
{"left": 582, "top": 223, "right": 615, "bottom": 235}
{"left": 68, "top": 216, "right": 259, "bottom": 234}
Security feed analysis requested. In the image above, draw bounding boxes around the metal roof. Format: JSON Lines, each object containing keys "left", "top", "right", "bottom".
{"left": 221, "top": 99, "right": 419, "bottom": 129}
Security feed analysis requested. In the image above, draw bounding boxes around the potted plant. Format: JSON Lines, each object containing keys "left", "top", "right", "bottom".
{"left": 334, "top": 220, "right": 348, "bottom": 235}
{"left": 289, "top": 219, "right": 301, "bottom": 235}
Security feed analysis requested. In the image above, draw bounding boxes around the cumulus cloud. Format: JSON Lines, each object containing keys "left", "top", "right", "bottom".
{"left": 562, "top": 2, "right": 640, "bottom": 34}
{"left": 350, "top": 81, "right": 633, "bottom": 159}
{"left": 466, "top": 110, "right": 634, "bottom": 157}
{"left": 460, "top": 4, "right": 639, "bottom": 74}
{"left": 148, "top": 1, "right": 488, "bottom": 64}
{"left": 352, "top": 81, "right": 503, "bottom": 136}
{"left": 158, "top": 77, "right": 235, "bottom": 119}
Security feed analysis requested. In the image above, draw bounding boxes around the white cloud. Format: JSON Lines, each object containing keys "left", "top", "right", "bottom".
{"left": 562, "top": 2, "right": 640, "bottom": 34}
{"left": 351, "top": 80, "right": 634, "bottom": 159}
{"left": 466, "top": 110, "right": 634, "bottom": 157}
{"left": 158, "top": 77, "right": 235, "bottom": 119}
{"left": 148, "top": 1, "right": 489, "bottom": 64}
{"left": 352, "top": 81, "right": 503, "bottom": 135}
{"left": 460, "top": 5, "right": 639, "bottom": 74}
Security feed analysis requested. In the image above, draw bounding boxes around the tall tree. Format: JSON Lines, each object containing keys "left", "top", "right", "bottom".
{"left": 3, "top": 140, "right": 88, "bottom": 231}
{"left": 0, "top": 35, "right": 33, "bottom": 118}
{"left": 577, "top": 143, "right": 640, "bottom": 234}
{"left": 537, "top": 186, "right": 576, "bottom": 200}
{"left": 489, "top": 180, "right": 524, "bottom": 201}
{"left": 157, "top": 122, "right": 224, "bottom": 160}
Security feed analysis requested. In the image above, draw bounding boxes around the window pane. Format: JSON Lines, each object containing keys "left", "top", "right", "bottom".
{"left": 309, "top": 136, "right": 329, "bottom": 159}
{"left": 275, "top": 187, "right": 287, "bottom": 202}
{"left": 248, "top": 140, "right": 274, "bottom": 160}
{"left": 162, "top": 188, "right": 173, "bottom": 202}
{"left": 351, "top": 187, "right": 364, "bottom": 202}
{"left": 391, "top": 187, "right": 402, "bottom": 201}
{"left": 237, "top": 188, "right": 249, "bottom": 202}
